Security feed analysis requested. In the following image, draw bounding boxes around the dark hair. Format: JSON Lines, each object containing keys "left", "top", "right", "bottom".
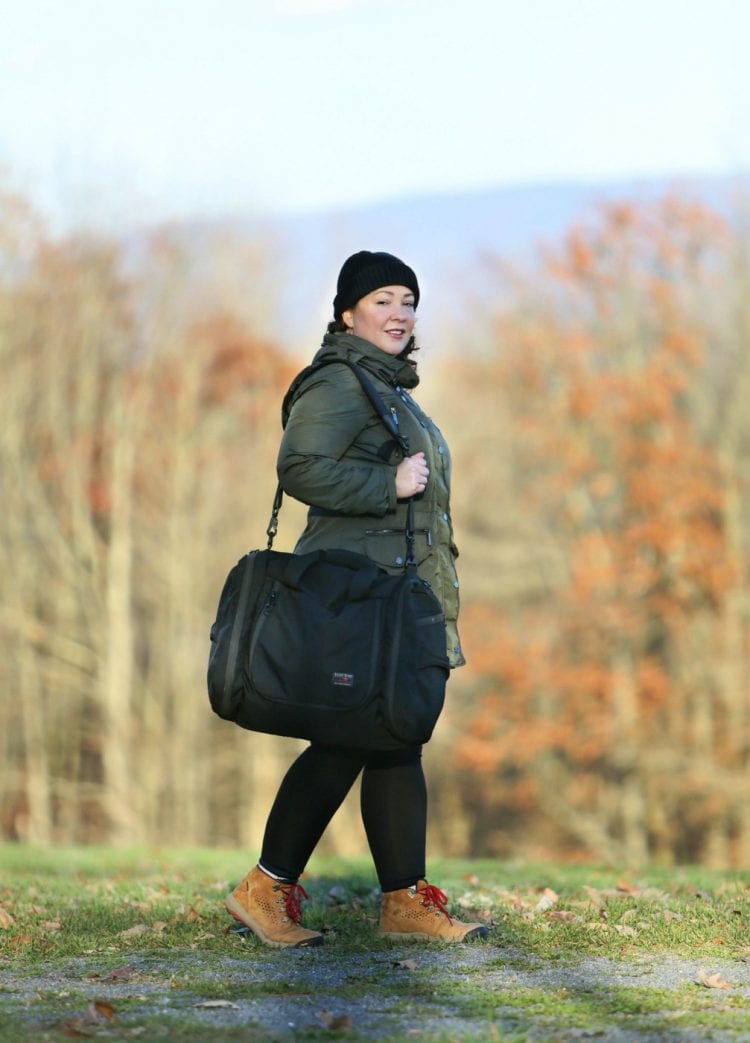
{"left": 326, "top": 319, "right": 419, "bottom": 368}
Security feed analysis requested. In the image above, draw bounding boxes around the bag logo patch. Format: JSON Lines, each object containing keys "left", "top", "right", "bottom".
{"left": 332, "top": 672, "right": 354, "bottom": 687}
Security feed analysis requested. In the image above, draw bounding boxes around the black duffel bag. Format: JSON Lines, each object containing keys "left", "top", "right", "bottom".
{"left": 207, "top": 545, "right": 449, "bottom": 749}
{"left": 206, "top": 359, "right": 450, "bottom": 750}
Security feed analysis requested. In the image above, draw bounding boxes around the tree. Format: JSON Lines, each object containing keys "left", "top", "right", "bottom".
{"left": 445, "top": 198, "right": 750, "bottom": 865}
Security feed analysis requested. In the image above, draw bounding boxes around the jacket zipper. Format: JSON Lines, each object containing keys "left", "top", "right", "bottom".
{"left": 365, "top": 527, "right": 432, "bottom": 546}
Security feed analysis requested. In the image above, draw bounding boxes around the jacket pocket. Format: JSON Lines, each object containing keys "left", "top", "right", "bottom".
{"left": 364, "top": 528, "right": 432, "bottom": 570}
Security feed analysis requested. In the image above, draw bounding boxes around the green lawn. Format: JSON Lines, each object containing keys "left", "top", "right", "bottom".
{"left": 1, "top": 845, "right": 749, "bottom": 1040}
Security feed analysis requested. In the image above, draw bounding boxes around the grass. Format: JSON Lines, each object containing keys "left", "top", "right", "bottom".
{"left": 1, "top": 845, "right": 749, "bottom": 1040}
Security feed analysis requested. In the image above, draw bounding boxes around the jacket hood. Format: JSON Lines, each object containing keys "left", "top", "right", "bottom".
{"left": 282, "top": 333, "right": 420, "bottom": 427}
{"left": 315, "top": 333, "right": 420, "bottom": 389}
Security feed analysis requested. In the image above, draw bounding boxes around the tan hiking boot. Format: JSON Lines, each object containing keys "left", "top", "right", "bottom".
{"left": 226, "top": 865, "right": 323, "bottom": 948}
{"left": 379, "top": 880, "right": 488, "bottom": 943}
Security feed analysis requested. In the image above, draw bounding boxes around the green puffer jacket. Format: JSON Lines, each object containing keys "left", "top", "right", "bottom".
{"left": 278, "top": 332, "right": 465, "bottom": 668}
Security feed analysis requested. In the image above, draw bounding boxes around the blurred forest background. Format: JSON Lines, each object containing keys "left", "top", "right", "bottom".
{"left": 1, "top": 182, "right": 748, "bottom": 867}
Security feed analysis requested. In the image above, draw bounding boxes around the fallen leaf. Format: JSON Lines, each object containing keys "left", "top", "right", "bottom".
{"left": 103, "top": 966, "right": 135, "bottom": 981}
{"left": 545, "top": 910, "right": 577, "bottom": 923}
{"left": 0, "top": 908, "right": 15, "bottom": 929}
{"left": 535, "top": 888, "right": 559, "bottom": 913}
{"left": 174, "top": 900, "right": 205, "bottom": 922}
{"left": 316, "top": 1010, "right": 353, "bottom": 1030}
{"left": 152, "top": 921, "right": 169, "bottom": 934}
{"left": 617, "top": 879, "right": 637, "bottom": 893}
{"left": 696, "top": 968, "right": 732, "bottom": 990}
{"left": 118, "top": 924, "right": 149, "bottom": 939}
{"left": 393, "top": 959, "right": 418, "bottom": 970}
{"left": 613, "top": 925, "right": 637, "bottom": 937}
{"left": 59, "top": 1017, "right": 92, "bottom": 1037}
{"left": 7, "top": 934, "right": 32, "bottom": 949}
{"left": 196, "top": 999, "right": 240, "bottom": 1009}
{"left": 41, "top": 920, "right": 62, "bottom": 932}
{"left": 582, "top": 886, "right": 604, "bottom": 906}
{"left": 88, "top": 1000, "right": 116, "bottom": 1022}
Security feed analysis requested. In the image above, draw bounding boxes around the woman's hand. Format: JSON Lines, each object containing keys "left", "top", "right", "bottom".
{"left": 396, "top": 452, "right": 429, "bottom": 498}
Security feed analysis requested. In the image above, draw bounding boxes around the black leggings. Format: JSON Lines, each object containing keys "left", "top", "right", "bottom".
{"left": 259, "top": 744, "right": 426, "bottom": 892}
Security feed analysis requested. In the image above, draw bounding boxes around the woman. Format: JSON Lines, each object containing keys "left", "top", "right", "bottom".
{"left": 226, "top": 251, "right": 486, "bottom": 948}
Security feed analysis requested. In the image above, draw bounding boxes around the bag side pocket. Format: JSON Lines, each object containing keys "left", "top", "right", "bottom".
{"left": 383, "top": 578, "right": 449, "bottom": 745}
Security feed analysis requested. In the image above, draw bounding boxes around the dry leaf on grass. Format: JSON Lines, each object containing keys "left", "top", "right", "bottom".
{"left": 535, "top": 888, "right": 559, "bottom": 913}
{"left": 545, "top": 910, "right": 577, "bottom": 923}
{"left": 98, "top": 965, "right": 135, "bottom": 982}
{"left": 174, "top": 900, "right": 205, "bottom": 923}
{"left": 56, "top": 1000, "right": 116, "bottom": 1037}
{"left": 59, "top": 1017, "right": 92, "bottom": 1037}
{"left": 122, "top": 900, "right": 151, "bottom": 913}
{"left": 316, "top": 1009, "right": 353, "bottom": 1031}
{"left": 7, "top": 933, "right": 32, "bottom": 949}
{"left": 0, "top": 908, "right": 15, "bottom": 929}
{"left": 118, "top": 924, "right": 149, "bottom": 939}
{"left": 88, "top": 1000, "right": 115, "bottom": 1022}
{"left": 696, "top": 968, "right": 732, "bottom": 990}
{"left": 613, "top": 925, "right": 637, "bottom": 937}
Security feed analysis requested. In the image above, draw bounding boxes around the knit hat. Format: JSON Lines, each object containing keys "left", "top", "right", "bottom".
{"left": 333, "top": 251, "right": 420, "bottom": 320}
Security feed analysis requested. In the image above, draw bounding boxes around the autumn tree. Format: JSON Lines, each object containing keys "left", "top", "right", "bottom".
{"left": 443, "top": 198, "right": 750, "bottom": 866}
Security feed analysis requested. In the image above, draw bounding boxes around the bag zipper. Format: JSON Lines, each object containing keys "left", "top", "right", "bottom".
{"left": 223, "top": 554, "right": 257, "bottom": 710}
{"left": 247, "top": 587, "right": 278, "bottom": 672}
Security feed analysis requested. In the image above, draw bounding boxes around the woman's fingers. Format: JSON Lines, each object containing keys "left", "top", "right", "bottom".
{"left": 396, "top": 453, "right": 429, "bottom": 497}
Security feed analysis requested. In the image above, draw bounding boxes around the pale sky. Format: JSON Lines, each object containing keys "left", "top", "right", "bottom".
{"left": 0, "top": 0, "right": 746, "bottom": 228}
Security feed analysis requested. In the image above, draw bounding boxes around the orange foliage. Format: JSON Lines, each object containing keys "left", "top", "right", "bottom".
{"left": 455, "top": 196, "right": 742, "bottom": 860}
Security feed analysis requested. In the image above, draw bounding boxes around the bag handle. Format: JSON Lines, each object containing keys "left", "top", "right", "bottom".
{"left": 266, "top": 358, "right": 418, "bottom": 571}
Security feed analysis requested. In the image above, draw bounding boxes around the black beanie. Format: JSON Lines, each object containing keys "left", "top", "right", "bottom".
{"left": 333, "top": 251, "right": 420, "bottom": 320}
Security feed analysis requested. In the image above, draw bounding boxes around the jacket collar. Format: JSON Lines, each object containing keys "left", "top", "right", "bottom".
{"left": 314, "top": 333, "right": 420, "bottom": 390}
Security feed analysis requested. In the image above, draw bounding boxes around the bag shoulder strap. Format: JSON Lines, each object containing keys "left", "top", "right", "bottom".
{"left": 267, "top": 359, "right": 416, "bottom": 568}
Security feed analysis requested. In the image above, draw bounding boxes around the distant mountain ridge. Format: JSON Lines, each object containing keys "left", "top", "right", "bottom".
{"left": 184, "top": 173, "right": 742, "bottom": 350}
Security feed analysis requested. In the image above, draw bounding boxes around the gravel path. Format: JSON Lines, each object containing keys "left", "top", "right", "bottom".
{"left": 3, "top": 945, "right": 750, "bottom": 1040}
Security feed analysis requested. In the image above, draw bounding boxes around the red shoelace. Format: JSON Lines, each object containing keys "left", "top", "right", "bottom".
{"left": 278, "top": 881, "right": 309, "bottom": 923}
{"left": 416, "top": 882, "right": 453, "bottom": 923}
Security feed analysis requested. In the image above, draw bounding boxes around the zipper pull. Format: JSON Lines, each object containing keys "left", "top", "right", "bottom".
{"left": 390, "top": 405, "right": 409, "bottom": 454}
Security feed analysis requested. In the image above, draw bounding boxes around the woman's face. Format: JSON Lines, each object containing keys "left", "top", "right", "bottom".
{"left": 342, "top": 285, "right": 416, "bottom": 356}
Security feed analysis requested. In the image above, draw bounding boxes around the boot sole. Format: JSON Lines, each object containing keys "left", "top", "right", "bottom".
{"left": 379, "top": 925, "right": 488, "bottom": 943}
{"left": 225, "top": 895, "right": 323, "bottom": 948}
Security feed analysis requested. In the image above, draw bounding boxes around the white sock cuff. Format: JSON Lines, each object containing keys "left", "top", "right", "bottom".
{"left": 257, "top": 861, "right": 293, "bottom": 883}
